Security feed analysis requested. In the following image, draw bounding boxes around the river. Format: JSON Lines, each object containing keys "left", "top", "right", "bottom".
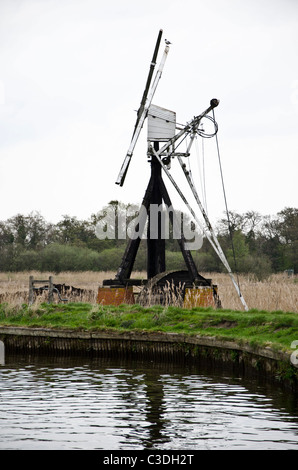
{"left": 1, "top": 353, "right": 298, "bottom": 450}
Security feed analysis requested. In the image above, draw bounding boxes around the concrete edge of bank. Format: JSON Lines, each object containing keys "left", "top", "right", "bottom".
{"left": 0, "top": 326, "right": 297, "bottom": 390}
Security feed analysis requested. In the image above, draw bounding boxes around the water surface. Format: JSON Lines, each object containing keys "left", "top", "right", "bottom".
{"left": 1, "top": 354, "right": 298, "bottom": 450}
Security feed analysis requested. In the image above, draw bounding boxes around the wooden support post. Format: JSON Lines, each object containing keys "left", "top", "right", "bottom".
{"left": 147, "top": 144, "right": 166, "bottom": 279}
{"left": 112, "top": 142, "right": 202, "bottom": 285}
{"left": 48, "top": 276, "right": 54, "bottom": 303}
{"left": 29, "top": 275, "right": 34, "bottom": 305}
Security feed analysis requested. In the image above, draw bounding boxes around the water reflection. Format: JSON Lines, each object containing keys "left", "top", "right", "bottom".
{"left": 1, "top": 354, "right": 298, "bottom": 450}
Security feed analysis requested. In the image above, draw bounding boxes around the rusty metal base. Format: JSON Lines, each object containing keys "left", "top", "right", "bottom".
{"left": 97, "top": 287, "right": 135, "bottom": 306}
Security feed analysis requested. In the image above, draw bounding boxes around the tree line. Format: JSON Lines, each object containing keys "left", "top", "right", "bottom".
{"left": 0, "top": 201, "right": 297, "bottom": 279}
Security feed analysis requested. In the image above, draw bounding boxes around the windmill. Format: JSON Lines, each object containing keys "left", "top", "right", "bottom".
{"left": 98, "top": 29, "right": 248, "bottom": 311}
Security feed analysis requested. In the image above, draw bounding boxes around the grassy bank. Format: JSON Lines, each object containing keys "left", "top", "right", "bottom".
{"left": 1, "top": 302, "right": 298, "bottom": 356}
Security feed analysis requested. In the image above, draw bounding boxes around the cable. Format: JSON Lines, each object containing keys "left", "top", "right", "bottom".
{"left": 212, "top": 108, "right": 243, "bottom": 298}
{"left": 201, "top": 133, "right": 208, "bottom": 214}
{"left": 193, "top": 134, "right": 208, "bottom": 214}
{"left": 197, "top": 114, "right": 218, "bottom": 138}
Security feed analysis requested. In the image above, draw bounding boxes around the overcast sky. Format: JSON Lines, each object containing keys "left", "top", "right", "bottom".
{"left": 0, "top": 0, "right": 297, "bottom": 226}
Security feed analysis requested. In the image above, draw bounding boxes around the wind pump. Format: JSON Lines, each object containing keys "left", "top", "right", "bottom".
{"left": 98, "top": 29, "right": 248, "bottom": 311}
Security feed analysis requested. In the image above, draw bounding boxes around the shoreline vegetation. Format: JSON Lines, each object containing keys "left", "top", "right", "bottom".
{"left": 1, "top": 301, "right": 298, "bottom": 356}
{"left": 0, "top": 271, "right": 297, "bottom": 358}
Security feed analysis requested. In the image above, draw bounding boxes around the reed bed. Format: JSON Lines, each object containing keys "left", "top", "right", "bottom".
{"left": 0, "top": 271, "right": 297, "bottom": 313}
{"left": 210, "top": 272, "right": 298, "bottom": 313}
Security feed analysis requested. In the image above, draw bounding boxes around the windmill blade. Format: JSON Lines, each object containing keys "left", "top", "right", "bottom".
{"left": 134, "top": 29, "right": 163, "bottom": 133}
{"left": 116, "top": 30, "right": 169, "bottom": 187}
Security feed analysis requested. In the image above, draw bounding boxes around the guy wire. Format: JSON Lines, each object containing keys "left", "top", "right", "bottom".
{"left": 212, "top": 108, "right": 242, "bottom": 294}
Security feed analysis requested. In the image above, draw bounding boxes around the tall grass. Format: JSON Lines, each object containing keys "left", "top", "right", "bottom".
{"left": 0, "top": 271, "right": 297, "bottom": 313}
{"left": 210, "top": 272, "right": 298, "bottom": 312}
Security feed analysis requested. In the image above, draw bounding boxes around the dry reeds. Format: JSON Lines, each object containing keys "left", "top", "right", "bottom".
{"left": 0, "top": 271, "right": 297, "bottom": 313}
{"left": 137, "top": 280, "right": 185, "bottom": 307}
{"left": 209, "top": 272, "right": 298, "bottom": 312}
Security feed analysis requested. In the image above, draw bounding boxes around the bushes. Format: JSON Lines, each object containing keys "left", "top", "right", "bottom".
{"left": 0, "top": 245, "right": 197, "bottom": 273}
{"left": 165, "top": 251, "right": 185, "bottom": 271}
{"left": 0, "top": 244, "right": 102, "bottom": 273}
{"left": 39, "top": 244, "right": 102, "bottom": 272}
{"left": 0, "top": 244, "right": 151, "bottom": 273}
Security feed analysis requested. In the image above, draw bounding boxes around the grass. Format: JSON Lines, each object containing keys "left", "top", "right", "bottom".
{"left": 1, "top": 301, "right": 298, "bottom": 355}
{"left": 0, "top": 270, "right": 297, "bottom": 356}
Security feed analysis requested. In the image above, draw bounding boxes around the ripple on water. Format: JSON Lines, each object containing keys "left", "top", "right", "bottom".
{"left": 1, "top": 357, "right": 298, "bottom": 450}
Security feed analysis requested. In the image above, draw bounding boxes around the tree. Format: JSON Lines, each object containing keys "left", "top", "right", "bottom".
{"left": 0, "top": 222, "right": 14, "bottom": 248}
{"left": 5, "top": 212, "right": 50, "bottom": 250}
{"left": 55, "top": 215, "right": 95, "bottom": 246}
{"left": 277, "top": 208, "right": 298, "bottom": 244}
{"left": 276, "top": 208, "right": 298, "bottom": 272}
{"left": 91, "top": 200, "right": 140, "bottom": 248}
